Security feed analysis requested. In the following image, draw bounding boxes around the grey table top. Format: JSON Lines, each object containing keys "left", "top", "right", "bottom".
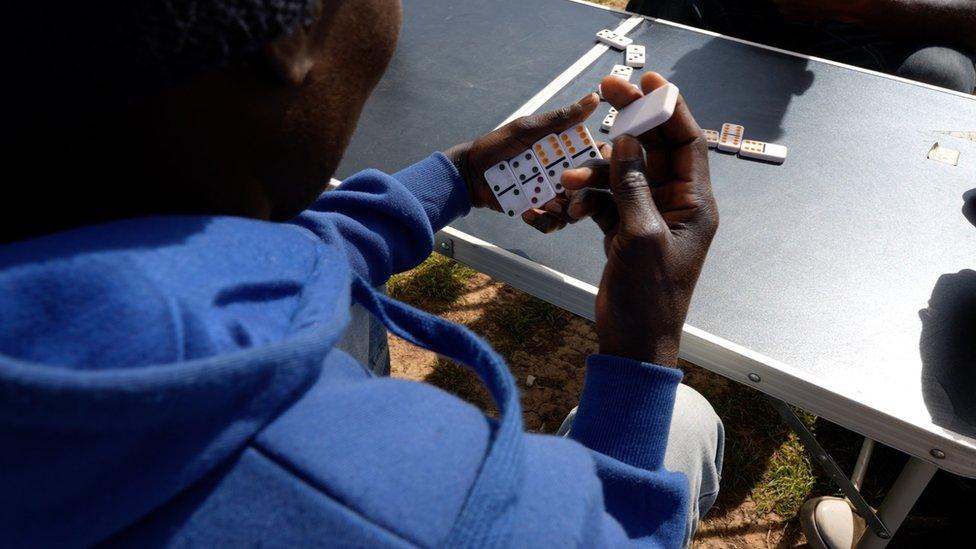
{"left": 340, "top": 0, "right": 976, "bottom": 475}
{"left": 337, "top": 0, "right": 623, "bottom": 178}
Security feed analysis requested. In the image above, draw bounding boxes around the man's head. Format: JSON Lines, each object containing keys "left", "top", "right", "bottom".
{"left": 4, "top": 0, "right": 402, "bottom": 240}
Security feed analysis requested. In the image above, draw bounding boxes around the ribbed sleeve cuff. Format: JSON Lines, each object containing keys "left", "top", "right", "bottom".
{"left": 570, "top": 354, "right": 683, "bottom": 471}
{"left": 392, "top": 153, "right": 471, "bottom": 232}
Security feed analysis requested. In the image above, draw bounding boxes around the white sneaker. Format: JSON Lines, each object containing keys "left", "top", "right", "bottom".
{"left": 799, "top": 496, "right": 867, "bottom": 549}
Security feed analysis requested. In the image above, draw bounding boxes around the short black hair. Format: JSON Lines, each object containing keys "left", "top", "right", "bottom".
{"left": 4, "top": 0, "right": 316, "bottom": 135}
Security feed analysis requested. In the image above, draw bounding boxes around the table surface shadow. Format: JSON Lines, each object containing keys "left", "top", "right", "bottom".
{"left": 340, "top": 0, "right": 976, "bottom": 464}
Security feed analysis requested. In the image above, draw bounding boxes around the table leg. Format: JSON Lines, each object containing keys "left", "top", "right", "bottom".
{"left": 767, "top": 396, "right": 891, "bottom": 538}
{"left": 854, "top": 456, "right": 938, "bottom": 549}
{"left": 851, "top": 438, "right": 875, "bottom": 491}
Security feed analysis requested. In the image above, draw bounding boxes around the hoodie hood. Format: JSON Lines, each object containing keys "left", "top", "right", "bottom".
{"left": 0, "top": 216, "right": 351, "bottom": 546}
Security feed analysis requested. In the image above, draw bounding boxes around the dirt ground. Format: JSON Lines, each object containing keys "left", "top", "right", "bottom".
{"left": 389, "top": 270, "right": 806, "bottom": 547}
{"left": 388, "top": 263, "right": 974, "bottom": 548}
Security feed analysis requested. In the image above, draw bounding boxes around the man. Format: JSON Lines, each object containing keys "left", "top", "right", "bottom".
{"left": 0, "top": 1, "right": 722, "bottom": 546}
{"left": 628, "top": 0, "right": 976, "bottom": 93}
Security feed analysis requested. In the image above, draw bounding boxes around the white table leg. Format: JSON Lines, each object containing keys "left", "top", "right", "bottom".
{"left": 855, "top": 456, "right": 938, "bottom": 549}
{"left": 851, "top": 438, "right": 875, "bottom": 491}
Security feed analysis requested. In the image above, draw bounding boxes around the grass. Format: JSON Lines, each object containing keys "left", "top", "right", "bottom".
{"left": 391, "top": 253, "right": 832, "bottom": 519}
{"left": 389, "top": 254, "right": 476, "bottom": 307}
{"left": 389, "top": 253, "right": 839, "bottom": 519}
{"left": 388, "top": 246, "right": 971, "bottom": 545}
{"left": 484, "top": 295, "right": 568, "bottom": 348}
{"left": 425, "top": 357, "right": 495, "bottom": 414}
{"left": 385, "top": 253, "right": 910, "bottom": 543}
{"left": 680, "top": 366, "right": 834, "bottom": 519}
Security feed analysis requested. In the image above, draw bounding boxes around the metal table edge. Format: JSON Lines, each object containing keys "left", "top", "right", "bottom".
{"left": 434, "top": 225, "right": 976, "bottom": 479}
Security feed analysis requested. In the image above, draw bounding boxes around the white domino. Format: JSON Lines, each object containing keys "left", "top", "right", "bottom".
{"left": 508, "top": 149, "right": 557, "bottom": 209}
{"left": 601, "top": 108, "right": 618, "bottom": 132}
{"left": 532, "top": 134, "right": 573, "bottom": 193}
{"left": 717, "top": 123, "right": 744, "bottom": 152}
{"left": 703, "top": 129, "right": 719, "bottom": 148}
{"left": 607, "top": 83, "right": 679, "bottom": 140}
{"left": 739, "top": 140, "right": 788, "bottom": 163}
{"left": 610, "top": 64, "right": 634, "bottom": 81}
{"left": 559, "top": 124, "right": 603, "bottom": 167}
{"left": 596, "top": 29, "right": 633, "bottom": 50}
{"left": 484, "top": 161, "right": 529, "bottom": 217}
{"left": 626, "top": 45, "right": 645, "bottom": 68}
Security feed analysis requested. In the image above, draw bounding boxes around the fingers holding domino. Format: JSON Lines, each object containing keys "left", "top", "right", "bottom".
{"left": 603, "top": 72, "right": 715, "bottom": 239}
{"left": 521, "top": 207, "right": 568, "bottom": 234}
{"left": 524, "top": 185, "right": 613, "bottom": 233}
{"left": 599, "top": 74, "right": 643, "bottom": 110}
{"left": 636, "top": 72, "right": 704, "bottom": 150}
{"left": 445, "top": 93, "right": 600, "bottom": 215}
{"left": 631, "top": 72, "right": 712, "bottom": 210}
{"left": 521, "top": 183, "right": 589, "bottom": 232}
{"left": 628, "top": 73, "right": 709, "bottom": 188}
{"left": 558, "top": 142, "right": 615, "bottom": 226}
{"left": 599, "top": 71, "right": 709, "bottom": 191}
{"left": 600, "top": 72, "right": 701, "bottom": 145}
{"left": 561, "top": 142, "right": 612, "bottom": 192}
{"left": 504, "top": 93, "right": 600, "bottom": 149}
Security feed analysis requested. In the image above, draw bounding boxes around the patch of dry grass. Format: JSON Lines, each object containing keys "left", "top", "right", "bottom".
{"left": 386, "top": 253, "right": 971, "bottom": 546}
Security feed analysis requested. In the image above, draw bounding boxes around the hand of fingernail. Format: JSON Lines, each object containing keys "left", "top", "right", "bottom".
{"left": 613, "top": 135, "right": 643, "bottom": 160}
{"left": 568, "top": 202, "right": 583, "bottom": 219}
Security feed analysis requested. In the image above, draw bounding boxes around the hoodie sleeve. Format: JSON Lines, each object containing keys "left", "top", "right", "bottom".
{"left": 289, "top": 153, "right": 471, "bottom": 286}
{"left": 570, "top": 354, "right": 690, "bottom": 543}
{"left": 571, "top": 355, "right": 683, "bottom": 471}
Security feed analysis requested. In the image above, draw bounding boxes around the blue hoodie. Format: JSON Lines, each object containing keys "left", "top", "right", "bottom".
{"left": 0, "top": 153, "right": 688, "bottom": 547}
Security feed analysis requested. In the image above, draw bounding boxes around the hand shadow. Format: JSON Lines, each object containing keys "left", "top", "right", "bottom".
{"left": 962, "top": 188, "right": 976, "bottom": 228}
{"left": 920, "top": 269, "right": 976, "bottom": 438}
{"left": 666, "top": 35, "right": 815, "bottom": 141}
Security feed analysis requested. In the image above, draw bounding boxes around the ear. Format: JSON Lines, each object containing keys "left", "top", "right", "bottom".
{"left": 263, "top": 24, "right": 316, "bottom": 86}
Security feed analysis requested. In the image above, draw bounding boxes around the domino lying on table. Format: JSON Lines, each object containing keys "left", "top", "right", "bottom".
{"left": 704, "top": 123, "right": 789, "bottom": 163}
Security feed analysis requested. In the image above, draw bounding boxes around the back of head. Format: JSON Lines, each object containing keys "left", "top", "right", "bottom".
{"left": 4, "top": 1, "right": 314, "bottom": 136}
{"left": 3, "top": 0, "right": 402, "bottom": 241}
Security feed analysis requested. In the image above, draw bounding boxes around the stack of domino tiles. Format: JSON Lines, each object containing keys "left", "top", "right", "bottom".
{"left": 485, "top": 125, "right": 603, "bottom": 218}
{"left": 704, "top": 124, "right": 788, "bottom": 163}
{"left": 595, "top": 29, "right": 646, "bottom": 132}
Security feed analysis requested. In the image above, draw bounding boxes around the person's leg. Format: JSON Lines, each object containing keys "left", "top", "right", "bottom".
{"left": 663, "top": 384, "right": 725, "bottom": 539}
{"left": 558, "top": 384, "right": 725, "bottom": 545}
{"left": 336, "top": 288, "right": 391, "bottom": 377}
{"left": 626, "top": 0, "right": 706, "bottom": 27}
{"left": 894, "top": 46, "right": 976, "bottom": 93}
{"left": 366, "top": 299, "right": 392, "bottom": 376}
{"left": 804, "top": 25, "right": 976, "bottom": 94}
{"left": 630, "top": 0, "right": 974, "bottom": 94}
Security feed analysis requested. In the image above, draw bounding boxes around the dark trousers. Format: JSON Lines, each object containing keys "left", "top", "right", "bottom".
{"left": 627, "top": 0, "right": 976, "bottom": 93}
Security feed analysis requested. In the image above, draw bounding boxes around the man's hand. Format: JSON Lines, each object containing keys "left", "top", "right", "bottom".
{"left": 772, "top": 0, "right": 873, "bottom": 23}
{"left": 562, "top": 73, "right": 718, "bottom": 367}
{"left": 444, "top": 93, "right": 599, "bottom": 233}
